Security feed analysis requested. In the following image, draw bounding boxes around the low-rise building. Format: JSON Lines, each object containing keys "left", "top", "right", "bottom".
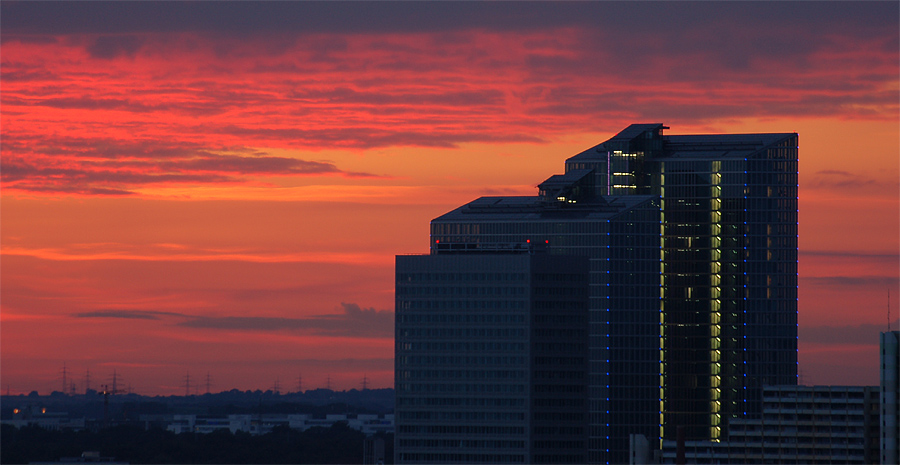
{"left": 653, "top": 385, "right": 880, "bottom": 464}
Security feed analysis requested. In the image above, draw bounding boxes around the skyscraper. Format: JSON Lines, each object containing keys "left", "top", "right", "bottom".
{"left": 395, "top": 252, "right": 591, "bottom": 463}
{"left": 396, "top": 124, "right": 798, "bottom": 463}
{"left": 565, "top": 124, "right": 799, "bottom": 445}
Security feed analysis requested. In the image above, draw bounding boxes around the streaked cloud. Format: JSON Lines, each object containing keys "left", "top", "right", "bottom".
{"left": 1, "top": 244, "right": 391, "bottom": 266}
{"left": 73, "top": 309, "right": 188, "bottom": 320}
{"left": 178, "top": 303, "right": 393, "bottom": 338}
{"left": 70, "top": 303, "right": 393, "bottom": 338}
{"left": 801, "top": 275, "right": 900, "bottom": 288}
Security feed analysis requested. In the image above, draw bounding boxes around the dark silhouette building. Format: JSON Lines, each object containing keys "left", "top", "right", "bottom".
{"left": 395, "top": 252, "right": 591, "bottom": 463}
{"left": 566, "top": 124, "right": 799, "bottom": 449}
{"left": 395, "top": 124, "right": 798, "bottom": 463}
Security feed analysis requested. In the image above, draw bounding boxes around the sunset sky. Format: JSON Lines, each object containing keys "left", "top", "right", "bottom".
{"left": 2, "top": 2, "right": 898, "bottom": 395}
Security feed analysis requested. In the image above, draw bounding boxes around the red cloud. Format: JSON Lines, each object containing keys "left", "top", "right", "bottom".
{"left": 2, "top": 16, "right": 896, "bottom": 196}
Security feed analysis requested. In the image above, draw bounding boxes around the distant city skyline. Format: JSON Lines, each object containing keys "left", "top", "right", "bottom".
{"left": 1, "top": 2, "right": 898, "bottom": 396}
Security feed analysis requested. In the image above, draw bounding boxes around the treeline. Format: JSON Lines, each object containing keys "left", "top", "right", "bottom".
{"left": 1, "top": 423, "right": 393, "bottom": 464}
{"left": 1, "top": 388, "right": 395, "bottom": 421}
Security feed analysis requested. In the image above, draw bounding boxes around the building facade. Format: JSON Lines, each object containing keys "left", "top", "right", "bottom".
{"left": 881, "top": 331, "right": 899, "bottom": 464}
{"left": 566, "top": 124, "right": 799, "bottom": 444}
{"left": 395, "top": 124, "right": 799, "bottom": 463}
{"left": 428, "top": 193, "right": 662, "bottom": 463}
{"left": 395, "top": 252, "right": 590, "bottom": 463}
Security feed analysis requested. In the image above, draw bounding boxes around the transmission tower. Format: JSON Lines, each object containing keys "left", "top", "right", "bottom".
{"left": 325, "top": 375, "right": 332, "bottom": 391}
{"left": 205, "top": 372, "right": 212, "bottom": 395}
{"left": 361, "top": 375, "right": 368, "bottom": 391}
{"left": 296, "top": 373, "right": 303, "bottom": 393}
{"left": 272, "top": 378, "right": 281, "bottom": 394}
{"left": 111, "top": 369, "right": 119, "bottom": 394}
{"left": 60, "top": 362, "right": 69, "bottom": 395}
{"left": 184, "top": 372, "right": 192, "bottom": 396}
{"left": 84, "top": 369, "right": 92, "bottom": 394}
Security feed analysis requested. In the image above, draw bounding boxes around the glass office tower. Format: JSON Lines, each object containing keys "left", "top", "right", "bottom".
{"left": 566, "top": 124, "right": 799, "bottom": 445}
{"left": 395, "top": 252, "right": 590, "bottom": 464}
{"left": 396, "top": 124, "right": 798, "bottom": 464}
{"left": 427, "top": 191, "right": 662, "bottom": 464}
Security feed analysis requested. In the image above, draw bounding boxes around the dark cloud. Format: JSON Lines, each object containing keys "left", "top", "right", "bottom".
{"left": 800, "top": 323, "right": 898, "bottom": 346}
{"left": 0, "top": 136, "right": 381, "bottom": 194}
{"left": 288, "top": 87, "right": 506, "bottom": 109}
{"left": 801, "top": 275, "right": 900, "bottom": 289}
{"left": 73, "top": 309, "right": 187, "bottom": 320}
{"left": 0, "top": 157, "right": 236, "bottom": 189}
{"left": 807, "top": 170, "right": 880, "bottom": 189}
{"left": 178, "top": 302, "right": 393, "bottom": 338}
{"left": 4, "top": 94, "right": 232, "bottom": 117}
{"left": 799, "top": 250, "right": 899, "bottom": 262}
{"left": 70, "top": 303, "right": 393, "bottom": 338}
{"left": 480, "top": 187, "right": 527, "bottom": 196}
{"left": 255, "top": 358, "right": 394, "bottom": 370}
{"left": 86, "top": 34, "right": 143, "bottom": 59}
{"left": 2, "top": 2, "right": 896, "bottom": 37}
{"left": 212, "top": 125, "right": 545, "bottom": 150}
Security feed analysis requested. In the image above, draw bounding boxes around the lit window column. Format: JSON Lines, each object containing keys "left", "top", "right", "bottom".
{"left": 710, "top": 166, "right": 723, "bottom": 441}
